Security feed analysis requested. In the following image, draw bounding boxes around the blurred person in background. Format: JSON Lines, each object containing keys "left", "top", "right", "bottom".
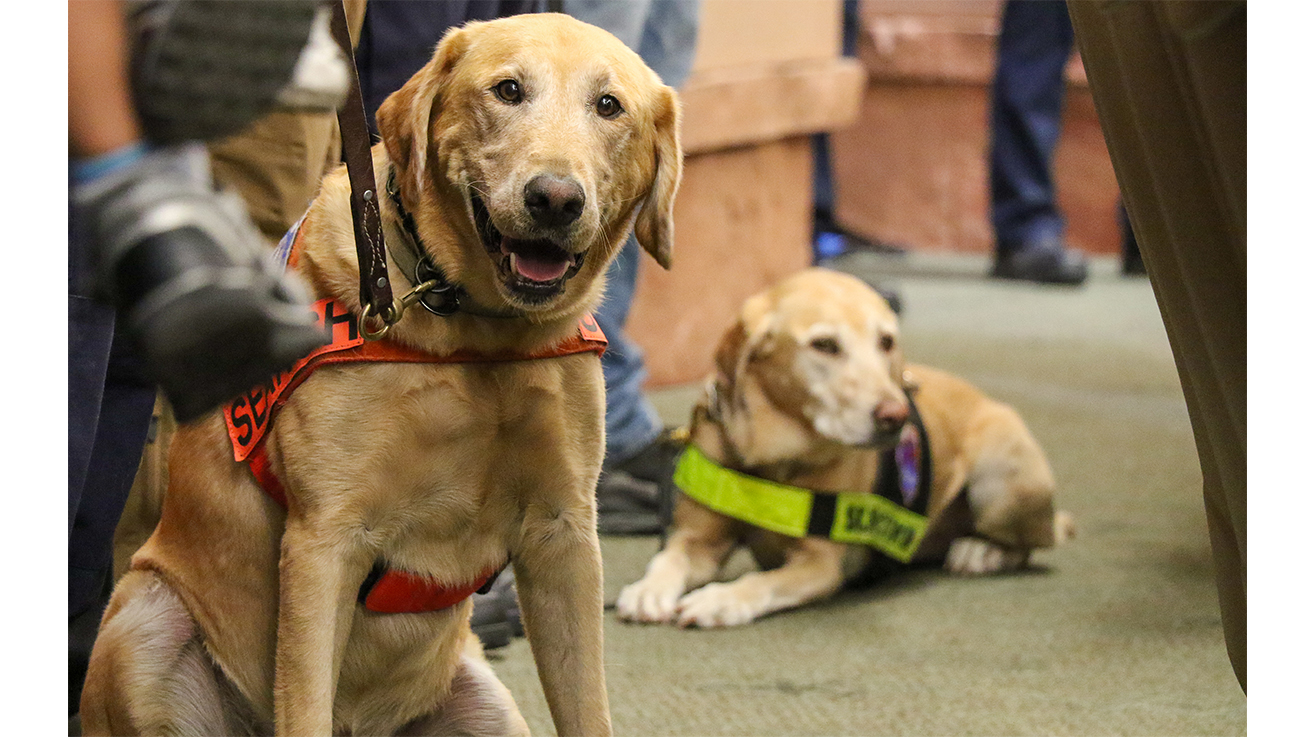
{"left": 68, "top": 0, "right": 357, "bottom": 718}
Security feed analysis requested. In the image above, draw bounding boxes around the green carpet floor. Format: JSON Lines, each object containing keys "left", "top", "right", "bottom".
{"left": 487, "top": 252, "right": 1246, "bottom": 736}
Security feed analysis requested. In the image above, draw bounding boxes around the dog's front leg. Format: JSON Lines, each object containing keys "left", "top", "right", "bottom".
{"left": 676, "top": 538, "right": 846, "bottom": 628}
{"left": 617, "top": 524, "right": 737, "bottom": 623}
{"left": 514, "top": 500, "right": 611, "bottom": 737}
{"left": 274, "top": 516, "right": 367, "bottom": 736}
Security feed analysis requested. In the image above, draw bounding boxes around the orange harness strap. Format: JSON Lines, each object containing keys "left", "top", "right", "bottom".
{"left": 222, "top": 298, "right": 607, "bottom": 614}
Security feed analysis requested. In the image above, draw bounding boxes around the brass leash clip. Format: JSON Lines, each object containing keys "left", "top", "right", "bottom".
{"left": 358, "top": 278, "right": 440, "bottom": 340}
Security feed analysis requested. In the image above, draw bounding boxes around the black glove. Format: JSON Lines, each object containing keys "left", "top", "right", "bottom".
{"left": 129, "top": 0, "right": 348, "bottom": 143}
{"left": 72, "top": 143, "right": 326, "bottom": 422}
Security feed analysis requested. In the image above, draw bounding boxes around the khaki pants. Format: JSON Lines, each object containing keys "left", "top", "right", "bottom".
{"left": 1068, "top": 0, "right": 1246, "bottom": 691}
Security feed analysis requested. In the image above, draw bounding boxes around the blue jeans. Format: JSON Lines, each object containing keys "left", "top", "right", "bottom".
{"left": 560, "top": 1, "right": 699, "bottom": 86}
{"left": 560, "top": 0, "right": 699, "bottom": 464}
{"left": 988, "top": 0, "right": 1074, "bottom": 250}
{"left": 595, "top": 235, "right": 662, "bottom": 464}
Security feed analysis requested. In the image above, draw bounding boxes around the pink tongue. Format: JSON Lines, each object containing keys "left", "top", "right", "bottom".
{"left": 512, "top": 253, "right": 570, "bottom": 282}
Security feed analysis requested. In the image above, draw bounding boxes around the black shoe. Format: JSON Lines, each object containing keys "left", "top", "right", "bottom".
{"left": 990, "top": 237, "right": 1089, "bottom": 286}
{"left": 597, "top": 470, "right": 665, "bottom": 535}
{"left": 875, "top": 284, "right": 904, "bottom": 316}
{"left": 607, "top": 428, "right": 685, "bottom": 486}
{"left": 470, "top": 569, "right": 518, "bottom": 650}
{"left": 813, "top": 208, "right": 908, "bottom": 257}
{"left": 1122, "top": 248, "right": 1146, "bottom": 277}
{"left": 488, "top": 568, "right": 523, "bottom": 638}
{"left": 598, "top": 429, "right": 687, "bottom": 535}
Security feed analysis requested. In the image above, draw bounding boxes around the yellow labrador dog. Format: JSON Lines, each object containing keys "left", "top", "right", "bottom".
{"left": 81, "top": 14, "right": 679, "bottom": 736}
{"left": 617, "top": 269, "right": 1073, "bottom": 628}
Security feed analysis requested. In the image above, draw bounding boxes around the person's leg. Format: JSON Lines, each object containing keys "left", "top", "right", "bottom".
{"left": 556, "top": 0, "right": 697, "bottom": 534}
{"left": 560, "top": 0, "right": 652, "bottom": 49}
{"left": 811, "top": 0, "right": 855, "bottom": 230}
{"left": 988, "top": 0, "right": 1088, "bottom": 284}
{"left": 68, "top": 330, "right": 159, "bottom": 716}
{"left": 559, "top": 0, "right": 691, "bottom": 468}
{"left": 635, "top": 0, "right": 698, "bottom": 88}
{"left": 69, "top": 201, "right": 116, "bottom": 538}
{"left": 1117, "top": 201, "right": 1145, "bottom": 276}
{"left": 1068, "top": 0, "right": 1245, "bottom": 691}
{"left": 596, "top": 234, "right": 663, "bottom": 466}
{"left": 358, "top": 1, "right": 532, "bottom": 134}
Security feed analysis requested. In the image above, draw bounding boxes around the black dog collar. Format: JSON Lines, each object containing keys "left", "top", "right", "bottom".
{"left": 384, "top": 169, "right": 522, "bottom": 319}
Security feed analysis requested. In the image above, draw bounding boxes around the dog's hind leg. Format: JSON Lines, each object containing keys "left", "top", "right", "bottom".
{"left": 948, "top": 430, "right": 1062, "bottom": 575}
{"left": 396, "top": 638, "right": 530, "bottom": 737}
{"left": 944, "top": 536, "right": 1029, "bottom": 575}
{"left": 80, "top": 570, "right": 257, "bottom": 736}
{"left": 947, "top": 467, "right": 1049, "bottom": 575}
{"left": 944, "top": 401, "right": 1069, "bottom": 576}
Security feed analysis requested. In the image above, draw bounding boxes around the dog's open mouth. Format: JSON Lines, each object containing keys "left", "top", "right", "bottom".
{"left": 471, "top": 193, "right": 585, "bottom": 303}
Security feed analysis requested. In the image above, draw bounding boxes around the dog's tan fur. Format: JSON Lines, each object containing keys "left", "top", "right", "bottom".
{"left": 617, "top": 269, "right": 1073, "bottom": 628}
{"left": 81, "top": 15, "right": 681, "bottom": 735}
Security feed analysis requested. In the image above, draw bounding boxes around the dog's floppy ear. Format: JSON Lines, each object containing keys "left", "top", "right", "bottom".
{"left": 375, "top": 25, "right": 471, "bottom": 205}
{"left": 633, "top": 85, "right": 682, "bottom": 269}
{"left": 713, "top": 294, "right": 773, "bottom": 396}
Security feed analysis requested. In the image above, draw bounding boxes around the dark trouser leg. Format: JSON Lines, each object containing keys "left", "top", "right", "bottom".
{"left": 69, "top": 330, "right": 158, "bottom": 715}
{"left": 989, "top": 0, "right": 1074, "bottom": 249}
{"left": 69, "top": 296, "right": 115, "bottom": 537}
{"left": 1068, "top": 0, "right": 1245, "bottom": 691}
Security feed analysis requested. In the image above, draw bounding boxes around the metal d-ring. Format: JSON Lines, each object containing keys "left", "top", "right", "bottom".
{"left": 359, "top": 279, "right": 442, "bottom": 341}
{"left": 414, "top": 261, "right": 461, "bottom": 316}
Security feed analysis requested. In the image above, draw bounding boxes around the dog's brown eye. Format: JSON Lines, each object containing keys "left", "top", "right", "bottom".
{"left": 879, "top": 334, "right": 895, "bottom": 352}
{"left": 493, "top": 79, "right": 522, "bottom": 104}
{"left": 810, "top": 336, "right": 841, "bottom": 355}
{"left": 596, "top": 94, "right": 623, "bottom": 119}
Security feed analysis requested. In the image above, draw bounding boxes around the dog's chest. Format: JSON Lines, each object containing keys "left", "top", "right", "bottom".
{"left": 278, "top": 357, "right": 605, "bottom": 563}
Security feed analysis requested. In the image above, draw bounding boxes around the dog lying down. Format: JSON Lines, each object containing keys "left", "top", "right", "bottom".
{"left": 618, "top": 268, "right": 1075, "bottom": 628}
{"left": 80, "top": 14, "right": 681, "bottom": 736}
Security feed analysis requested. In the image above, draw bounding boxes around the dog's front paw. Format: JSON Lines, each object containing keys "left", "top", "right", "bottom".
{"left": 616, "top": 578, "right": 682, "bottom": 624}
{"left": 675, "top": 582, "right": 768, "bottom": 628}
{"left": 945, "top": 537, "right": 1027, "bottom": 575}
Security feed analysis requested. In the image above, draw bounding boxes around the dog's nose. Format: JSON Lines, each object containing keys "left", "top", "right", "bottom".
{"left": 524, "top": 174, "right": 585, "bottom": 228}
{"left": 873, "top": 400, "right": 909, "bottom": 434}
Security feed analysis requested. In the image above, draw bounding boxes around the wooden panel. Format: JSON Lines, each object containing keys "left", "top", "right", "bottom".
{"left": 692, "top": 0, "right": 842, "bottom": 71}
{"left": 630, "top": 138, "right": 815, "bottom": 387}
{"left": 830, "top": 83, "right": 1120, "bottom": 255}
{"left": 832, "top": 85, "right": 992, "bottom": 253}
{"left": 680, "top": 57, "right": 866, "bottom": 155}
{"left": 856, "top": 0, "right": 1086, "bottom": 85}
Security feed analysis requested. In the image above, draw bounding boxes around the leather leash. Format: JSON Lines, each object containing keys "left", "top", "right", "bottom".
{"left": 328, "top": 0, "right": 395, "bottom": 334}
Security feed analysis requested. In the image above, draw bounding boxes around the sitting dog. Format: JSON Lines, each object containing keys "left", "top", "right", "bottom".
{"left": 80, "top": 14, "right": 680, "bottom": 736}
{"left": 617, "top": 269, "right": 1073, "bottom": 628}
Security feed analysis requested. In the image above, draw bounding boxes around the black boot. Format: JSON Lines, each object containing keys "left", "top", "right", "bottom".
{"left": 991, "top": 235, "right": 1089, "bottom": 285}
